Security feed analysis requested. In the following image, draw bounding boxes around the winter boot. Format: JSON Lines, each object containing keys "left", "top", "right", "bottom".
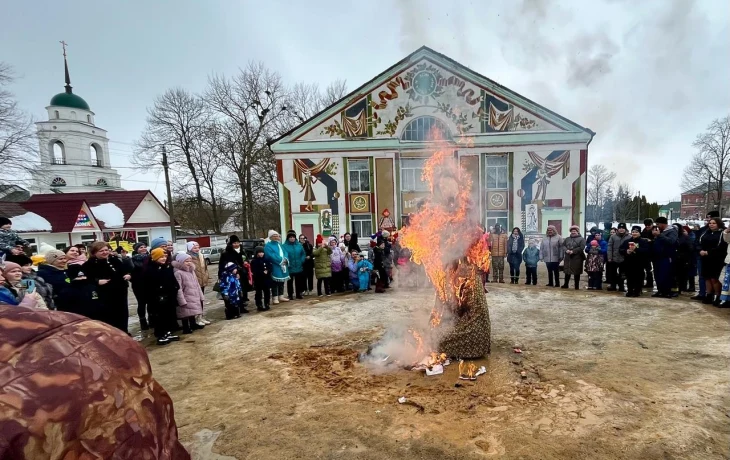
{"left": 712, "top": 295, "right": 722, "bottom": 306}
{"left": 272, "top": 296, "right": 280, "bottom": 305}
{"left": 140, "top": 317, "right": 149, "bottom": 331}
{"left": 182, "top": 318, "right": 193, "bottom": 334}
{"left": 191, "top": 317, "right": 204, "bottom": 330}
{"left": 256, "top": 303, "right": 266, "bottom": 312}
{"left": 702, "top": 295, "right": 715, "bottom": 305}
{"left": 562, "top": 275, "right": 571, "bottom": 289}
{"left": 156, "top": 336, "right": 171, "bottom": 346}
{"left": 195, "top": 315, "right": 206, "bottom": 327}
{"left": 279, "top": 295, "right": 290, "bottom": 302}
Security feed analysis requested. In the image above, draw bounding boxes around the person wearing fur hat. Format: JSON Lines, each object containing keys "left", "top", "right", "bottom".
{"left": 562, "top": 225, "right": 586, "bottom": 289}
{"left": 620, "top": 226, "right": 650, "bottom": 297}
{"left": 172, "top": 253, "right": 205, "bottom": 334}
{"left": 186, "top": 241, "right": 210, "bottom": 326}
{"left": 312, "top": 236, "right": 333, "bottom": 296}
{"left": 264, "top": 230, "right": 290, "bottom": 304}
{"left": 607, "top": 223, "right": 631, "bottom": 292}
{"left": 142, "top": 248, "right": 180, "bottom": 345}
{"left": 299, "top": 234, "right": 314, "bottom": 295}
{"left": 81, "top": 242, "right": 133, "bottom": 334}
{"left": 250, "top": 246, "right": 272, "bottom": 311}
{"left": 130, "top": 242, "right": 150, "bottom": 330}
{"left": 284, "top": 230, "right": 306, "bottom": 300}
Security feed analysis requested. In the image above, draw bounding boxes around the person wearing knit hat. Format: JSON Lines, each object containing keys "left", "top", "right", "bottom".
{"left": 585, "top": 237, "right": 605, "bottom": 290}
{"left": 171, "top": 252, "right": 205, "bottom": 334}
{"left": 284, "top": 230, "right": 306, "bottom": 300}
{"left": 608, "top": 221, "right": 631, "bottom": 292}
{"left": 150, "top": 248, "right": 167, "bottom": 262}
{"left": 129, "top": 242, "right": 151, "bottom": 330}
{"left": 218, "top": 235, "right": 251, "bottom": 313}
{"left": 1, "top": 261, "right": 46, "bottom": 309}
{"left": 11, "top": 252, "right": 55, "bottom": 309}
{"left": 185, "top": 241, "right": 210, "bottom": 326}
{"left": 264, "top": 229, "right": 289, "bottom": 304}
{"left": 150, "top": 237, "right": 167, "bottom": 251}
{"left": 311, "top": 234, "right": 333, "bottom": 296}
{"left": 250, "top": 246, "right": 272, "bottom": 311}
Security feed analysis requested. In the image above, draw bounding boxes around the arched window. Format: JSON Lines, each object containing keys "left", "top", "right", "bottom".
{"left": 96, "top": 178, "right": 108, "bottom": 186}
{"left": 87, "top": 114, "right": 91, "bottom": 123}
{"left": 90, "top": 144, "right": 102, "bottom": 166}
{"left": 51, "top": 141, "right": 65, "bottom": 165}
{"left": 54, "top": 110, "right": 60, "bottom": 119}
{"left": 401, "top": 116, "right": 451, "bottom": 141}
{"left": 50, "top": 177, "right": 67, "bottom": 187}
{"left": 70, "top": 111, "right": 77, "bottom": 120}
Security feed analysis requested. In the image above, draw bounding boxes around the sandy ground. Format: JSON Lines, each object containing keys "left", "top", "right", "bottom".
{"left": 128, "top": 268, "right": 730, "bottom": 460}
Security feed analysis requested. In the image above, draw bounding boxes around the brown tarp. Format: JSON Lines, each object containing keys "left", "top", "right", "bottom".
{"left": 0, "top": 305, "right": 190, "bottom": 459}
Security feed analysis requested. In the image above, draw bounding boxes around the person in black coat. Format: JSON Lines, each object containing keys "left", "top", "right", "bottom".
{"left": 250, "top": 246, "right": 272, "bottom": 311}
{"left": 347, "top": 232, "right": 361, "bottom": 254}
{"left": 130, "top": 242, "right": 150, "bottom": 330}
{"left": 81, "top": 242, "right": 132, "bottom": 333}
{"left": 673, "top": 223, "right": 694, "bottom": 294}
{"left": 691, "top": 211, "right": 717, "bottom": 301}
{"left": 697, "top": 217, "right": 727, "bottom": 305}
{"left": 373, "top": 237, "right": 387, "bottom": 293}
{"left": 142, "top": 248, "right": 180, "bottom": 345}
{"left": 641, "top": 218, "right": 655, "bottom": 287}
{"left": 619, "top": 226, "right": 650, "bottom": 297}
{"left": 507, "top": 227, "right": 525, "bottom": 284}
{"left": 218, "top": 235, "right": 250, "bottom": 304}
{"left": 299, "top": 234, "right": 314, "bottom": 295}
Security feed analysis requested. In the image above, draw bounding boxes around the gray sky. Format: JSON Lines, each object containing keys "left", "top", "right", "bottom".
{"left": 2, "top": 0, "right": 728, "bottom": 204}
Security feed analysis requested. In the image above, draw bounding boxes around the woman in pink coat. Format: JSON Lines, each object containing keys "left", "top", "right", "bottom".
{"left": 172, "top": 253, "right": 205, "bottom": 334}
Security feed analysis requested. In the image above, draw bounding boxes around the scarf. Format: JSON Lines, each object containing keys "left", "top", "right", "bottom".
{"left": 67, "top": 254, "right": 87, "bottom": 266}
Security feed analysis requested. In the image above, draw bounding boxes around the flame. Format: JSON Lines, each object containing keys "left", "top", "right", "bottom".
{"left": 458, "top": 360, "right": 477, "bottom": 379}
{"left": 399, "top": 131, "right": 491, "bottom": 367}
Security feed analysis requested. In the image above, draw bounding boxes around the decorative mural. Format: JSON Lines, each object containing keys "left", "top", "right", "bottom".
{"left": 293, "top": 159, "right": 337, "bottom": 211}
{"left": 349, "top": 193, "right": 371, "bottom": 214}
{"left": 309, "top": 59, "right": 562, "bottom": 142}
{"left": 518, "top": 151, "right": 571, "bottom": 209}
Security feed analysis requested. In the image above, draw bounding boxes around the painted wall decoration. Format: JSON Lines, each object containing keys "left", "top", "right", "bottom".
{"left": 293, "top": 159, "right": 338, "bottom": 212}
{"left": 304, "top": 59, "right": 563, "bottom": 142}
{"left": 487, "top": 191, "right": 508, "bottom": 211}
{"left": 519, "top": 151, "right": 571, "bottom": 209}
{"left": 349, "top": 193, "right": 371, "bottom": 214}
{"left": 320, "top": 209, "right": 333, "bottom": 237}
{"left": 75, "top": 210, "right": 95, "bottom": 230}
{"left": 525, "top": 204, "right": 539, "bottom": 233}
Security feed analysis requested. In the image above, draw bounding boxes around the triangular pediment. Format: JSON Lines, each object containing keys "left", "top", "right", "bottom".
{"left": 272, "top": 47, "right": 592, "bottom": 150}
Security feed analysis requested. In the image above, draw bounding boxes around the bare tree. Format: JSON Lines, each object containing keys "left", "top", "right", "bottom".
{"left": 587, "top": 164, "right": 617, "bottom": 223}
{"left": 134, "top": 88, "right": 227, "bottom": 233}
{"left": 0, "top": 63, "right": 37, "bottom": 184}
{"left": 613, "top": 182, "right": 638, "bottom": 222}
{"left": 681, "top": 115, "right": 730, "bottom": 215}
{"left": 285, "top": 79, "right": 348, "bottom": 125}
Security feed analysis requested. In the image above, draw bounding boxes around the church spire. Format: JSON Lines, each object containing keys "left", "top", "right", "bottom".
{"left": 60, "top": 40, "right": 72, "bottom": 94}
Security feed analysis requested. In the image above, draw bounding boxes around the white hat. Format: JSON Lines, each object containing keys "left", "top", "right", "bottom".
{"left": 186, "top": 241, "right": 198, "bottom": 251}
{"left": 268, "top": 229, "right": 280, "bottom": 238}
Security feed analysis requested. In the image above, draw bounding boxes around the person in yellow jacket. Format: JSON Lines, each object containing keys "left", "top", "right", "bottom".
{"left": 489, "top": 224, "right": 508, "bottom": 283}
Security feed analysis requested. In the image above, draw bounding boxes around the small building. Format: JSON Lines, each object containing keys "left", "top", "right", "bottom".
{"left": 0, "top": 190, "right": 172, "bottom": 254}
{"left": 270, "top": 47, "right": 594, "bottom": 239}
{"left": 681, "top": 184, "right": 730, "bottom": 219}
{"left": 659, "top": 201, "right": 682, "bottom": 220}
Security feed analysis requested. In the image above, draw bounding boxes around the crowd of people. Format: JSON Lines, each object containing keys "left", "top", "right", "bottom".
{"left": 2, "top": 209, "right": 726, "bottom": 346}
{"left": 481, "top": 211, "right": 730, "bottom": 308}
{"left": 0, "top": 217, "right": 403, "bottom": 346}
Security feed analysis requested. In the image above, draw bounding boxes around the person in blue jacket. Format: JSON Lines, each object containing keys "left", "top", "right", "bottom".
{"left": 507, "top": 227, "right": 525, "bottom": 284}
{"left": 352, "top": 251, "right": 373, "bottom": 292}
{"left": 283, "top": 230, "right": 306, "bottom": 300}
{"left": 522, "top": 239, "right": 540, "bottom": 285}
{"left": 586, "top": 231, "right": 608, "bottom": 261}
{"left": 264, "top": 230, "right": 290, "bottom": 305}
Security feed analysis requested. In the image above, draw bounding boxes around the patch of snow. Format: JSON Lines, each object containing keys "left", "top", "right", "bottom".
{"left": 91, "top": 203, "right": 125, "bottom": 228}
{"left": 12, "top": 212, "right": 52, "bottom": 232}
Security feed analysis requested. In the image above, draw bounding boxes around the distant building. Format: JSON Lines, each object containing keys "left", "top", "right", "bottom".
{"left": 30, "top": 48, "right": 122, "bottom": 194}
{"left": 659, "top": 202, "right": 681, "bottom": 220}
{"left": 680, "top": 184, "right": 730, "bottom": 219}
{"left": 0, "top": 191, "right": 172, "bottom": 254}
{"left": 271, "top": 47, "right": 594, "bottom": 239}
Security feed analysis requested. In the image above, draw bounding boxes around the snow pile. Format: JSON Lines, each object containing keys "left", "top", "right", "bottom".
{"left": 91, "top": 203, "right": 125, "bottom": 228}
{"left": 11, "top": 212, "right": 52, "bottom": 232}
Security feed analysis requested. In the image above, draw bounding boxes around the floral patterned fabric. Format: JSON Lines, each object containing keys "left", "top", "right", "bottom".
{"left": 0, "top": 305, "right": 190, "bottom": 459}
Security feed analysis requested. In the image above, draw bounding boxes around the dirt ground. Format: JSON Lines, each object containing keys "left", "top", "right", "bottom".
{"left": 129, "top": 270, "right": 730, "bottom": 460}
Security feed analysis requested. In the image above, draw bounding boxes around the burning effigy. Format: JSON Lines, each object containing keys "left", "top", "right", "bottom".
{"left": 362, "top": 145, "right": 492, "bottom": 372}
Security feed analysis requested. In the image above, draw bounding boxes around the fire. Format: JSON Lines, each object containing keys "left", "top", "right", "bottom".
{"left": 399, "top": 137, "right": 491, "bottom": 367}
{"left": 458, "top": 360, "right": 477, "bottom": 380}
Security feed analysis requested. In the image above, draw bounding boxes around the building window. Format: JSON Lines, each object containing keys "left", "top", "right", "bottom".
{"left": 81, "top": 234, "right": 97, "bottom": 244}
{"left": 55, "top": 243, "right": 66, "bottom": 250}
{"left": 401, "top": 116, "right": 451, "bottom": 141}
{"left": 401, "top": 158, "right": 429, "bottom": 192}
{"left": 87, "top": 114, "right": 91, "bottom": 123}
{"left": 70, "top": 111, "right": 77, "bottom": 120}
{"left": 485, "top": 155, "right": 508, "bottom": 189}
{"left": 51, "top": 141, "right": 65, "bottom": 165}
{"left": 348, "top": 159, "right": 370, "bottom": 192}
{"left": 137, "top": 231, "right": 149, "bottom": 245}
{"left": 90, "top": 144, "right": 102, "bottom": 166}
{"left": 485, "top": 213, "right": 509, "bottom": 232}
{"left": 96, "top": 178, "right": 108, "bottom": 186}
{"left": 351, "top": 215, "right": 372, "bottom": 238}
{"left": 50, "top": 177, "right": 67, "bottom": 187}
{"left": 54, "top": 110, "right": 60, "bottom": 119}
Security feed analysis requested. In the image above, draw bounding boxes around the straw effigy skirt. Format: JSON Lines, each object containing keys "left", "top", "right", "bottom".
{"left": 438, "top": 277, "right": 491, "bottom": 359}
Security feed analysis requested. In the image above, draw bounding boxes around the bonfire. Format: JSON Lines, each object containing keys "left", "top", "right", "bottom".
{"left": 363, "top": 142, "right": 492, "bottom": 373}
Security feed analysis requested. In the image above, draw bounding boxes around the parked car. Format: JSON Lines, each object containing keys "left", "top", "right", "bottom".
{"left": 200, "top": 247, "right": 223, "bottom": 265}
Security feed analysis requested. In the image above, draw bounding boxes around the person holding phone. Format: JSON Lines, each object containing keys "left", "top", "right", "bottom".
{"left": 81, "top": 242, "right": 133, "bottom": 334}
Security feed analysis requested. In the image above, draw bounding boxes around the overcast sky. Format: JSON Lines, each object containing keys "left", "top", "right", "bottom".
{"left": 2, "top": 0, "right": 728, "bottom": 204}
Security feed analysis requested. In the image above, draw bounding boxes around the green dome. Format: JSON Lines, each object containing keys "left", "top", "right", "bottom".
{"left": 50, "top": 91, "right": 90, "bottom": 110}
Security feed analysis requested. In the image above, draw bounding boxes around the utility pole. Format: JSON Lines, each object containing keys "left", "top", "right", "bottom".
{"left": 637, "top": 190, "right": 641, "bottom": 222}
{"left": 162, "top": 146, "right": 176, "bottom": 243}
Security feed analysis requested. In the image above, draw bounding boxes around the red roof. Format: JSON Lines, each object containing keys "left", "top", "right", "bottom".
{"left": 21, "top": 200, "right": 90, "bottom": 233}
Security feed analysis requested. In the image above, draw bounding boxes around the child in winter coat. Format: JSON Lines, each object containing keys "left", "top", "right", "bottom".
{"left": 0, "top": 217, "right": 29, "bottom": 257}
{"left": 0, "top": 261, "right": 46, "bottom": 309}
{"left": 585, "top": 240, "right": 606, "bottom": 290}
{"left": 353, "top": 252, "right": 373, "bottom": 292}
{"left": 172, "top": 253, "right": 205, "bottom": 334}
{"left": 346, "top": 250, "right": 360, "bottom": 292}
{"left": 522, "top": 240, "right": 540, "bottom": 286}
{"left": 219, "top": 262, "right": 244, "bottom": 319}
{"left": 329, "top": 237, "right": 346, "bottom": 293}
{"left": 250, "top": 246, "right": 272, "bottom": 311}
{"left": 312, "top": 237, "right": 333, "bottom": 296}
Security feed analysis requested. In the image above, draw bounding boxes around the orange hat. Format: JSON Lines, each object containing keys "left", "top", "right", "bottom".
{"left": 150, "top": 248, "right": 166, "bottom": 261}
